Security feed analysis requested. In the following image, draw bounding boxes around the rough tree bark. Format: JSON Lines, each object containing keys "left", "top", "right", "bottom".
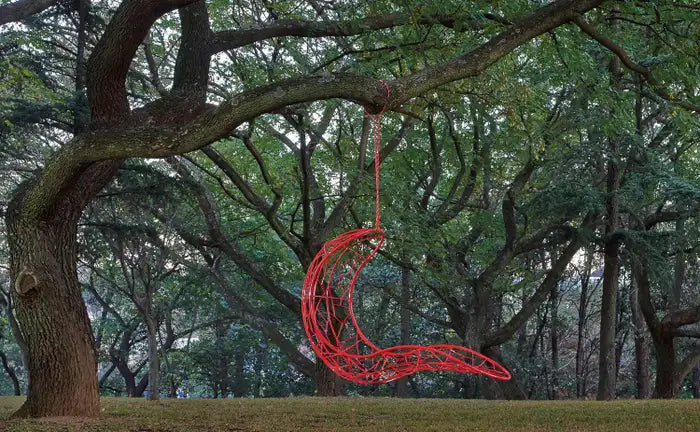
{"left": 0, "top": 0, "right": 58, "bottom": 26}
{"left": 6, "top": 0, "right": 197, "bottom": 416}
{"left": 8, "top": 193, "right": 102, "bottom": 416}
{"left": 595, "top": 8, "right": 624, "bottom": 400}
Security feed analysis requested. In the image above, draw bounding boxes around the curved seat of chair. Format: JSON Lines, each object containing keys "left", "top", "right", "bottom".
{"left": 302, "top": 228, "right": 511, "bottom": 385}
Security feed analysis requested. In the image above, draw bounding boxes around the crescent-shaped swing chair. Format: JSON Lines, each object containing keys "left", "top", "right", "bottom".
{"left": 301, "top": 81, "right": 511, "bottom": 385}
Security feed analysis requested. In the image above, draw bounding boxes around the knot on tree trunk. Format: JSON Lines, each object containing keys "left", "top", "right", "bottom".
{"left": 15, "top": 268, "right": 40, "bottom": 296}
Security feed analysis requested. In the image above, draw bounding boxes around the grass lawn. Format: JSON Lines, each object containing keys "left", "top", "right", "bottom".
{"left": 0, "top": 396, "right": 698, "bottom": 431}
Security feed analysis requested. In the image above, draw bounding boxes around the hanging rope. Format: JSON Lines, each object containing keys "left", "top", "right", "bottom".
{"left": 364, "top": 79, "right": 390, "bottom": 229}
{"left": 301, "top": 81, "right": 511, "bottom": 385}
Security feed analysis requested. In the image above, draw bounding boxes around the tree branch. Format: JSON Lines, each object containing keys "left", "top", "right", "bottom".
{"left": 87, "top": 0, "right": 197, "bottom": 126}
{"left": 664, "top": 306, "right": 700, "bottom": 330}
{"left": 172, "top": 0, "right": 212, "bottom": 99}
{"left": 483, "top": 217, "right": 591, "bottom": 348}
{"left": 209, "top": 271, "right": 315, "bottom": 377}
{"left": 200, "top": 146, "right": 304, "bottom": 257}
{"left": 210, "top": 11, "right": 508, "bottom": 54}
{"left": 318, "top": 116, "right": 415, "bottom": 240}
{"left": 0, "top": 0, "right": 57, "bottom": 26}
{"left": 474, "top": 158, "right": 536, "bottom": 289}
{"left": 168, "top": 158, "right": 302, "bottom": 316}
{"left": 644, "top": 205, "right": 700, "bottom": 230}
{"left": 675, "top": 349, "right": 700, "bottom": 388}
{"left": 572, "top": 15, "right": 700, "bottom": 113}
{"left": 18, "top": 0, "right": 606, "bottom": 221}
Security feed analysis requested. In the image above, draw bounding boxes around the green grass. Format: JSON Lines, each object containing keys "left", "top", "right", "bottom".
{"left": 0, "top": 396, "right": 698, "bottom": 431}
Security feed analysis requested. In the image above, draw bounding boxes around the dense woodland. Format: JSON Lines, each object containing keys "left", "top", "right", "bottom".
{"left": 0, "top": 0, "right": 698, "bottom": 418}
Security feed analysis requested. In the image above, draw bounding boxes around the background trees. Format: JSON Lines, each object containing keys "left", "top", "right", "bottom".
{"left": 0, "top": 0, "right": 698, "bottom": 419}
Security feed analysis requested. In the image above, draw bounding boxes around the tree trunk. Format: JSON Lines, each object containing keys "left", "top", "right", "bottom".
{"left": 215, "top": 321, "right": 229, "bottom": 397}
{"left": 395, "top": 266, "right": 411, "bottom": 398}
{"left": 652, "top": 332, "right": 677, "bottom": 398}
{"left": 0, "top": 350, "right": 21, "bottom": 396}
{"left": 597, "top": 135, "right": 621, "bottom": 401}
{"left": 233, "top": 351, "right": 246, "bottom": 397}
{"left": 549, "top": 275, "right": 559, "bottom": 399}
{"left": 7, "top": 216, "right": 99, "bottom": 417}
{"left": 310, "top": 266, "right": 347, "bottom": 396}
{"left": 517, "top": 285, "right": 528, "bottom": 356}
{"left": 146, "top": 316, "right": 160, "bottom": 401}
{"left": 114, "top": 359, "right": 137, "bottom": 396}
{"left": 614, "top": 283, "right": 628, "bottom": 382}
{"left": 253, "top": 338, "right": 268, "bottom": 397}
{"left": 633, "top": 261, "right": 681, "bottom": 399}
{"left": 5, "top": 301, "right": 29, "bottom": 388}
{"left": 315, "top": 361, "right": 344, "bottom": 396}
{"left": 692, "top": 364, "right": 700, "bottom": 399}
{"left": 135, "top": 374, "right": 149, "bottom": 397}
{"left": 482, "top": 345, "right": 526, "bottom": 400}
{"left": 669, "top": 220, "right": 684, "bottom": 311}
{"left": 576, "top": 259, "right": 590, "bottom": 398}
{"left": 629, "top": 272, "right": 651, "bottom": 398}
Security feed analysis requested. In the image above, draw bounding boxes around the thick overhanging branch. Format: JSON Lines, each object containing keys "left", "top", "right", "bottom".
{"left": 663, "top": 305, "right": 700, "bottom": 330}
{"left": 87, "top": 0, "right": 198, "bottom": 125}
{"left": 0, "top": 0, "right": 57, "bottom": 26}
{"left": 644, "top": 205, "right": 700, "bottom": 230}
{"left": 18, "top": 0, "right": 606, "bottom": 222}
{"left": 673, "top": 324, "right": 700, "bottom": 339}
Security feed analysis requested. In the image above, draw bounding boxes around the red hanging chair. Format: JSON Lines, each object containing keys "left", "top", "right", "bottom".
{"left": 301, "top": 82, "right": 511, "bottom": 385}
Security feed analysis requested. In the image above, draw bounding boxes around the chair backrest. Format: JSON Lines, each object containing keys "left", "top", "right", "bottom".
{"left": 302, "top": 228, "right": 384, "bottom": 375}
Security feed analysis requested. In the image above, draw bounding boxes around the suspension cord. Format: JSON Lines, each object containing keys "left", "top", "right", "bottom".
{"left": 364, "top": 80, "right": 390, "bottom": 229}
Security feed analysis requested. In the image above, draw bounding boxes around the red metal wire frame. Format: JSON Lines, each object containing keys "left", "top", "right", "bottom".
{"left": 302, "top": 228, "right": 511, "bottom": 384}
{"left": 301, "top": 81, "right": 511, "bottom": 384}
